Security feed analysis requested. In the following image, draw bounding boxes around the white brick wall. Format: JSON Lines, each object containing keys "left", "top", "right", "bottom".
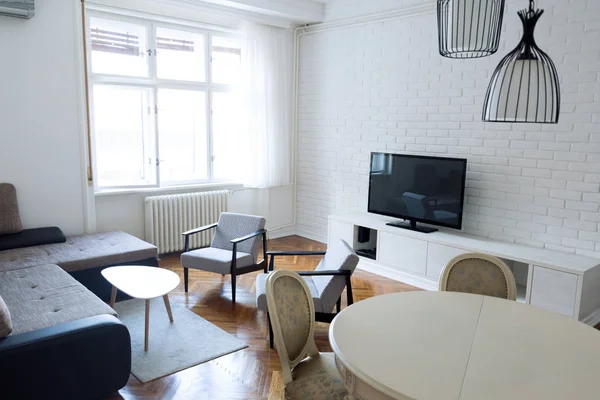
{"left": 296, "top": 0, "right": 600, "bottom": 258}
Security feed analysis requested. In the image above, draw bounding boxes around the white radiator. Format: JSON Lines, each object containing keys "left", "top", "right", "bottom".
{"left": 144, "top": 190, "right": 229, "bottom": 254}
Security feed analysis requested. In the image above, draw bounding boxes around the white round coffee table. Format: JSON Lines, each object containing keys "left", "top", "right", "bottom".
{"left": 330, "top": 291, "right": 600, "bottom": 400}
{"left": 102, "top": 265, "right": 180, "bottom": 352}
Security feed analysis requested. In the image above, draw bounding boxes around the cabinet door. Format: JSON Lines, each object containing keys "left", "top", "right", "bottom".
{"left": 530, "top": 266, "right": 578, "bottom": 317}
{"left": 378, "top": 232, "right": 427, "bottom": 275}
{"left": 328, "top": 220, "right": 354, "bottom": 248}
{"left": 426, "top": 243, "right": 466, "bottom": 280}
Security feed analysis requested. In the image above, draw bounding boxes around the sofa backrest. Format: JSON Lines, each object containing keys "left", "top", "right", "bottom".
{"left": 0, "top": 184, "right": 23, "bottom": 235}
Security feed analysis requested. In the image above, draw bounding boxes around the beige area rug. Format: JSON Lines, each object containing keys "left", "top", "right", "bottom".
{"left": 114, "top": 298, "right": 248, "bottom": 383}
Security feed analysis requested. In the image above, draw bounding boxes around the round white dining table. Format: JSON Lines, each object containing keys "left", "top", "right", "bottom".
{"left": 329, "top": 291, "right": 600, "bottom": 400}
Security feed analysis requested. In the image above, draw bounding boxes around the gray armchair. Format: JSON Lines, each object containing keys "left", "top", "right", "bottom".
{"left": 256, "top": 239, "right": 359, "bottom": 348}
{"left": 181, "top": 212, "right": 267, "bottom": 303}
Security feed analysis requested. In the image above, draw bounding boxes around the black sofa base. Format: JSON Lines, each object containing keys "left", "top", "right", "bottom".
{"left": 0, "top": 315, "right": 131, "bottom": 400}
{"left": 69, "top": 257, "right": 160, "bottom": 303}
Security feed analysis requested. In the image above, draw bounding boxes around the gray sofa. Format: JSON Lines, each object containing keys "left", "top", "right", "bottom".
{"left": 0, "top": 184, "right": 159, "bottom": 399}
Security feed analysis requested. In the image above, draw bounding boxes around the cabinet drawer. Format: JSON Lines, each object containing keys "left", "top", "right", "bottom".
{"left": 426, "top": 243, "right": 467, "bottom": 280}
{"left": 530, "top": 266, "right": 578, "bottom": 317}
{"left": 378, "top": 232, "right": 427, "bottom": 275}
{"left": 328, "top": 220, "right": 354, "bottom": 248}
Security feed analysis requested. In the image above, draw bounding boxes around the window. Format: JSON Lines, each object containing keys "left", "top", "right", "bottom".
{"left": 87, "top": 13, "right": 242, "bottom": 190}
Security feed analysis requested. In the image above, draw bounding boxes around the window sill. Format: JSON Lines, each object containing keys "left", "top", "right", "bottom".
{"left": 94, "top": 182, "right": 245, "bottom": 197}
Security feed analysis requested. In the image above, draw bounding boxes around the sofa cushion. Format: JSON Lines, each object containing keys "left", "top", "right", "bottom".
{"left": 0, "top": 184, "right": 23, "bottom": 235}
{"left": 0, "top": 231, "right": 158, "bottom": 273}
{"left": 0, "top": 227, "right": 66, "bottom": 251}
{"left": 0, "top": 245, "right": 53, "bottom": 272}
{"left": 42, "top": 231, "right": 158, "bottom": 273}
{"left": 0, "top": 264, "right": 117, "bottom": 335}
{"left": 181, "top": 247, "right": 254, "bottom": 275}
{"left": 0, "top": 294, "right": 12, "bottom": 338}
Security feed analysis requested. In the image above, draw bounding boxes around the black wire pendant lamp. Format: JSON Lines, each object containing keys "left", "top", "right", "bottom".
{"left": 483, "top": 0, "right": 560, "bottom": 123}
{"left": 438, "top": 0, "right": 506, "bottom": 59}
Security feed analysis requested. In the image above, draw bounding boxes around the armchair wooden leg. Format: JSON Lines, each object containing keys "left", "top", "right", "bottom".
{"left": 336, "top": 297, "right": 341, "bottom": 313}
{"left": 347, "top": 278, "right": 354, "bottom": 306}
{"left": 267, "top": 312, "right": 274, "bottom": 349}
{"left": 184, "top": 267, "right": 189, "bottom": 293}
{"left": 231, "top": 272, "right": 237, "bottom": 304}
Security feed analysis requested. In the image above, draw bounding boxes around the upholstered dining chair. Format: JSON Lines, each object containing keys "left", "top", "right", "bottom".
{"left": 266, "top": 270, "right": 347, "bottom": 400}
{"left": 180, "top": 212, "right": 267, "bottom": 303}
{"left": 256, "top": 239, "right": 359, "bottom": 348}
{"left": 439, "top": 252, "right": 517, "bottom": 300}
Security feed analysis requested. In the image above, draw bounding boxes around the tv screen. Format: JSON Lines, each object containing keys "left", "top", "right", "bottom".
{"left": 368, "top": 153, "right": 467, "bottom": 230}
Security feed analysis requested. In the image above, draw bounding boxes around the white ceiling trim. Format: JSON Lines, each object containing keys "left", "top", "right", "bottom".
{"left": 193, "top": 0, "right": 324, "bottom": 22}
{"left": 86, "top": 0, "right": 324, "bottom": 28}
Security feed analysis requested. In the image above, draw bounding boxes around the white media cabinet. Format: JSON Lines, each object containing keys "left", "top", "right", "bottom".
{"left": 328, "top": 212, "right": 600, "bottom": 325}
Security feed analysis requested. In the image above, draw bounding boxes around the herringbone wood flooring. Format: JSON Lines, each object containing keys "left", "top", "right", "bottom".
{"left": 107, "top": 235, "right": 419, "bottom": 400}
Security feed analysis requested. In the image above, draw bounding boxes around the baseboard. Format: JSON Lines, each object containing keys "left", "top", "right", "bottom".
{"left": 581, "top": 308, "right": 600, "bottom": 326}
{"left": 268, "top": 225, "right": 297, "bottom": 239}
{"left": 356, "top": 258, "right": 438, "bottom": 291}
{"left": 294, "top": 228, "right": 327, "bottom": 244}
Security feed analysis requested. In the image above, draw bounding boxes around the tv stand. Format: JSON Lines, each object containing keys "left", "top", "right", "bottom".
{"left": 386, "top": 220, "right": 438, "bottom": 233}
{"left": 327, "top": 212, "right": 600, "bottom": 326}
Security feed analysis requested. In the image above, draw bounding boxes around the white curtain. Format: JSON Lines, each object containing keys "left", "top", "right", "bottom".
{"left": 236, "top": 23, "right": 294, "bottom": 189}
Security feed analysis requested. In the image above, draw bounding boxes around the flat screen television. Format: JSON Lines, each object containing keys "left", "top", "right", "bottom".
{"left": 368, "top": 152, "right": 467, "bottom": 233}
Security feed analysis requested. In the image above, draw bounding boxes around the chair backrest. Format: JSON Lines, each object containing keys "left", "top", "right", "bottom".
{"left": 266, "top": 270, "right": 319, "bottom": 384}
{"left": 312, "top": 240, "right": 359, "bottom": 313}
{"left": 439, "top": 252, "right": 517, "bottom": 301}
{"left": 211, "top": 212, "right": 266, "bottom": 259}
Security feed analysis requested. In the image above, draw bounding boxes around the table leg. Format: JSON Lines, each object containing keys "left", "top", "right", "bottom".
{"left": 145, "top": 299, "right": 150, "bottom": 352}
{"left": 163, "top": 294, "right": 174, "bottom": 323}
{"left": 110, "top": 286, "right": 117, "bottom": 308}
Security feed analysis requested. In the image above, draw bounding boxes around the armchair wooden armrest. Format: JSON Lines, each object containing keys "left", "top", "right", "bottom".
{"left": 267, "top": 250, "right": 327, "bottom": 272}
{"left": 182, "top": 223, "right": 218, "bottom": 252}
{"left": 182, "top": 223, "right": 218, "bottom": 237}
{"left": 298, "top": 269, "right": 354, "bottom": 306}
{"left": 230, "top": 229, "right": 267, "bottom": 244}
{"left": 230, "top": 229, "right": 269, "bottom": 276}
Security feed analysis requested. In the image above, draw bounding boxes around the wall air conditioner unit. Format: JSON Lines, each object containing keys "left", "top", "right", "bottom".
{"left": 0, "top": 0, "right": 34, "bottom": 19}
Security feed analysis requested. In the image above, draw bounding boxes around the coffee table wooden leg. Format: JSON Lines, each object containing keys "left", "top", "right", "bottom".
{"left": 163, "top": 295, "right": 174, "bottom": 323}
{"left": 110, "top": 286, "right": 117, "bottom": 308}
{"left": 145, "top": 299, "right": 150, "bottom": 352}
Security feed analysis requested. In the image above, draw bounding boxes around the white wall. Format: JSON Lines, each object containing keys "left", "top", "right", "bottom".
{"left": 0, "top": 0, "right": 86, "bottom": 235}
{"left": 323, "top": 0, "right": 425, "bottom": 21}
{"left": 296, "top": 0, "right": 600, "bottom": 258}
{"left": 95, "top": 185, "right": 295, "bottom": 239}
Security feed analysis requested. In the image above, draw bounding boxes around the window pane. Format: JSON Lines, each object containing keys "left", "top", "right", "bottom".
{"left": 212, "top": 92, "right": 242, "bottom": 180}
{"left": 158, "top": 89, "right": 208, "bottom": 183}
{"left": 90, "top": 17, "right": 149, "bottom": 77}
{"left": 211, "top": 36, "right": 241, "bottom": 85}
{"left": 157, "top": 28, "right": 206, "bottom": 82}
{"left": 93, "top": 85, "right": 155, "bottom": 187}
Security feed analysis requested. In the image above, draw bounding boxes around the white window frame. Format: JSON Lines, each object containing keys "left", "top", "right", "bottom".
{"left": 86, "top": 10, "right": 240, "bottom": 192}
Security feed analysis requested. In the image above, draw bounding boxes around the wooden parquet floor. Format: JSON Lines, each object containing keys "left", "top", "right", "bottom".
{"left": 107, "top": 235, "right": 419, "bottom": 400}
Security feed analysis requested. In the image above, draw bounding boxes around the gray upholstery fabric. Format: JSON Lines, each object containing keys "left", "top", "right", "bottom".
{"left": 0, "top": 264, "right": 117, "bottom": 334}
{"left": 210, "top": 212, "right": 265, "bottom": 260}
{"left": 256, "top": 273, "right": 324, "bottom": 312}
{"left": 0, "top": 183, "right": 23, "bottom": 235}
{"left": 311, "top": 240, "right": 359, "bottom": 313}
{"left": 0, "top": 245, "right": 51, "bottom": 273}
{"left": 181, "top": 247, "right": 254, "bottom": 274}
{"left": 0, "top": 231, "right": 158, "bottom": 273}
{"left": 0, "top": 294, "right": 12, "bottom": 338}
